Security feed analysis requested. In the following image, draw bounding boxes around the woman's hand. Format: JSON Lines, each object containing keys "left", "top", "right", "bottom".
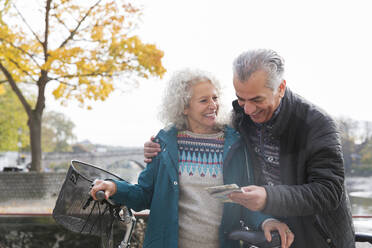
{"left": 89, "top": 179, "right": 117, "bottom": 201}
{"left": 262, "top": 219, "right": 294, "bottom": 248}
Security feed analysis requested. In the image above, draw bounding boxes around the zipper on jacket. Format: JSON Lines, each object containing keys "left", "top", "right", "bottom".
{"left": 313, "top": 217, "right": 336, "bottom": 248}
{"left": 259, "top": 125, "right": 265, "bottom": 161}
{"left": 243, "top": 145, "right": 251, "bottom": 183}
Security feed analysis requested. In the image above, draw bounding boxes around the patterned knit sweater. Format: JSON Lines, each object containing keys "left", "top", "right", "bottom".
{"left": 177, "top": 130, "right": 225, "bottom": 248}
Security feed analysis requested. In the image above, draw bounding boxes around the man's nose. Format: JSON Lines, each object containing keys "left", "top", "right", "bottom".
{"left": 243, "top": 101, "right": 256, "bottom": 115}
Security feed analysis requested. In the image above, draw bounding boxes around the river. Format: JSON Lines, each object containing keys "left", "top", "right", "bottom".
{"left": 346, "top": 176, "right": 372, "bottom": 234}
{"left": 0, "top": 175, "right": 371, "bottom": 247}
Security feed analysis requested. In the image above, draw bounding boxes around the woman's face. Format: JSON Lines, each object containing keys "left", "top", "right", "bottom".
{"left": 183, "top": 81, "right": 219, "bottom": 134}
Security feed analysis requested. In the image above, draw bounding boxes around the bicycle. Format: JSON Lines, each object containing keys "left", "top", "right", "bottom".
{"left": 53, "top": 160, "right": 372, "bottom": 248}
{"left": 94, "top": 189, "right": 372, "bottom": 248}
{"left": 228, "top": 221, "right": 372, "bottom": 248}
{"left": 94, "top": 191, "right": 136, "bottom": 248}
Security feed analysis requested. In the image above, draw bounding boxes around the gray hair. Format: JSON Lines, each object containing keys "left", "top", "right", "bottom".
{"left": 233, "top": 49, "right": 285, "bottom": 92}
{"left": 158, "top": 68, "right": 227, "bottom": 130}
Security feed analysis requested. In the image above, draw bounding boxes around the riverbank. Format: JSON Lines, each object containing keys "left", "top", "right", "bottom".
{"left": 0, "top": 174, "right": 371, "bottom": 214}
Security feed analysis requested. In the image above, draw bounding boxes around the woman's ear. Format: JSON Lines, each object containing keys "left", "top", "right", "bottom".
{"left": 183, "top": 107, "right": 188, "bottom": 115}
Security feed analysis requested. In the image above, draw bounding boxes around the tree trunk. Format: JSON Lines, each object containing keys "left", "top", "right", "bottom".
{"left": 342, "top": 139, "right": 353, "bottom": 173}
{"left": 28, "top": 110, "right": 43, "bottom": 172}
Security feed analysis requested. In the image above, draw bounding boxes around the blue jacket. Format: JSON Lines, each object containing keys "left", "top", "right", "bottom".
{"left": 111, "top": 126, "right": 271, "bottom": 248}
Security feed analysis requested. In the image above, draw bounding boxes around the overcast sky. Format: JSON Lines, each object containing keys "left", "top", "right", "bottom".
{"left": 45, "top": 0, "right": 372, "bottom": 147}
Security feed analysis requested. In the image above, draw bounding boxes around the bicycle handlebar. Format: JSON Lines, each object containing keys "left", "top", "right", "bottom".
{"left": 229, "top": 229, "right": 281, "bottom": 248}
{"left": 95, "top": 190, "right": 116, "bottom": 206}
{"left": 356, "top": 233, "right": 372, "bottom": 244}
{"left": 229, "top": 230, "right": 372, "bottom": 247}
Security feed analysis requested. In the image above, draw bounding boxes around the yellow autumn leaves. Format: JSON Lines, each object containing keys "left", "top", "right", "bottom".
{"left": 0, "top": 84, "right": 5, "bottom": 95}
{"left": 0, "top": 0, "right": 165, "bottom": 107}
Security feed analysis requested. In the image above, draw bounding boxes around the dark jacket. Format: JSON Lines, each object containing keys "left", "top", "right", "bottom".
{"left": 111, "top": 125, "right": 271, "bottom": 248}
{"left": 232, "top": 88, "right": 355, "bottom": 248}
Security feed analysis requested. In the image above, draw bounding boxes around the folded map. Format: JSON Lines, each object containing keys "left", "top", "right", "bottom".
{"left": 205, "top": 184, "right": 243, "bottom": 203}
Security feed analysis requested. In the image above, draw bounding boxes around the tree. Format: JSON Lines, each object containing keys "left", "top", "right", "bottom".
{"left": 0, "top": 0, "right": 165, "bottom": 171}
{"left": 337, "top": 117, "right": 372, "bottom": 173}
{"left": 42, "top": 111, "right": 76, "bottom": 152}
{"left": 0, "top": 84, "right": 29, "bottom": 151}
{"left": 337, "top": 117, "right": 359, "bottom": 173}
{"left": 360, "top": 140, "right": 372, "bottom": 165}
{"left": 356, "top": 121, "right": 372, "bottom": 166}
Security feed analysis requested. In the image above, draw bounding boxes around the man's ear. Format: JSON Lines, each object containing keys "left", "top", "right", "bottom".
{"left": 278, "top": 80, "right": 286, "bottom": 97}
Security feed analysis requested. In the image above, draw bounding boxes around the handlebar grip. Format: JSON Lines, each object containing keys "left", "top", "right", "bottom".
{"left": 228, "top": 230, "right": 281, "bottom": 248}
{"left": 95, "top": 190, "right": 116, "bottom": 206}
{"left": 96, "top": 190, "right": 106, "bottom": 201}
{"left": 355, "top": 232, "right": 372, "bottom": 244}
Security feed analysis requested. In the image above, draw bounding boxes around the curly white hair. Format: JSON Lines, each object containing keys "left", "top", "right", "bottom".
{"left": 158, "top": 68, "right": 229, "bottom": 131}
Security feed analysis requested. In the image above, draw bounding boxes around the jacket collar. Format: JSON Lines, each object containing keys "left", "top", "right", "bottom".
{"left": 272, "top": 87, "right": 292, "bottom": 136}
{"left": 156, "top": 125, "right": 179, "bottom": 169}
{"left": 232, "top": 87, "right": 293, "bottom": 137}
{"left": 222, "top": 126, "right": 241, "bottom": 161}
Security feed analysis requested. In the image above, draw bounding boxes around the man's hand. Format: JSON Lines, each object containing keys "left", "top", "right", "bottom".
{"left": 144, "top": 136, "right": 161, "bottom": 163}
{"left": 228, "top": 185, "right": 267, "bottom": 211}
{"left": 262, "top": 219, "right": 294, "bottom": 248}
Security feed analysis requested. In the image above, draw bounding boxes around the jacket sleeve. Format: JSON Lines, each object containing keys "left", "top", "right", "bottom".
{"left": 263, "top": 113, "right": 345, "bottom": 217}
{"left": 110, "top": 156, "right": 160, "bottom": 212}
{"left": 241, "top": 207, "right": 273, "bottom": 230}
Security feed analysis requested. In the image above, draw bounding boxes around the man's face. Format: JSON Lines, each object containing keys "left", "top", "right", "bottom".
{"left": 233, "top": 70, "right": 286, "bottom": 123}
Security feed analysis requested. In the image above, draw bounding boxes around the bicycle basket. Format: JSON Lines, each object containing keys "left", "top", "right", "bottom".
{"left": 52, "top": 160, "right": 127, "bottom": 239}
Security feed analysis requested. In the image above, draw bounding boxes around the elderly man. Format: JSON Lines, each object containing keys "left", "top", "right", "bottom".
{"left": 144, "top": 49, "right": 355, "bottom": 247}
{"left": 227, "top": 49, "right": 355, "bottom": 247}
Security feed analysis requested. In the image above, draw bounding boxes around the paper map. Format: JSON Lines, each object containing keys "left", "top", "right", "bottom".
{"left": 205, "top": 184, "right": 243, "bottom": 203}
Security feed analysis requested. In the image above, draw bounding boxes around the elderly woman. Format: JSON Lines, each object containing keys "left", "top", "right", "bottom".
{"left": 90, "top": 68, "right": 293, "bottom": 248}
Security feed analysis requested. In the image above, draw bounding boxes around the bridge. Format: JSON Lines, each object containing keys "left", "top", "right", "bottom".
{"left": 2, "top": 148, "right": 146, "bottom": 172}
{"left": 42, "top": 147, "right": 145, "bottom": 170}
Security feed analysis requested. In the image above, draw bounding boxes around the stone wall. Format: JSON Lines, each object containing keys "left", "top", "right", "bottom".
{"left": 0, "top": 159, "right": 144, "bottom": 213}
{"left": 0, "top": 172, "right": 66, "bottom": 200}
{"left": 0, "top": 172, "right": 68, "bottom": 213}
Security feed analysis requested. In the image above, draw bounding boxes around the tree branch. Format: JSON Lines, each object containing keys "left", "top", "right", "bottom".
{"left": 57, "top": 72, "right": 114, "bottom": 79}
{"left": 43, "top": 0, "right": 52, "bottom": 62}
{"left": 58, "top": 0, "right": 102, "bottom": 49}
{"left": 0, "top": 38, "right": 42, "bottom": 68}
{"left": 0, "top": 61, "right": 32, "bottom": 116}
{"left": 55, "top": 79, "right": 78, "bottom": 89}
{"left": 7, "top": 57, "right": 38, "bottom": 83}
{"left": 52, "top": 13, "right": 70, "bottom": 32}
{"left": 12, "top": 3, "right": 43, "bottom": 46}
{"left": 30, "top": 0, "right": 53, "bottom": 114}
